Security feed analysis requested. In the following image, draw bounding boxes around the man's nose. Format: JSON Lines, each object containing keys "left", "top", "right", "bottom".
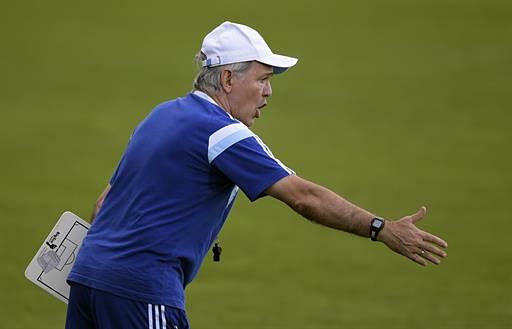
{"left": 263, "top": 80, "right": 272, "bottom": 97}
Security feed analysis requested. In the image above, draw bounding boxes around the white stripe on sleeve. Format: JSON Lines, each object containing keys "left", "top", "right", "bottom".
{"left": 208, "top": 123, "right": 294, "bottom": 175}
{"left": 208, "top": 123, "right": 255, "bottom": 163}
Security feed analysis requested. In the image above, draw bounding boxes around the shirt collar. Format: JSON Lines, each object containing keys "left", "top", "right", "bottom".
{"left": 192, "top": 90, "right": 220, "bottom": 107}
{"left": 192, "top": 90, "right": 236, "bottom": 121}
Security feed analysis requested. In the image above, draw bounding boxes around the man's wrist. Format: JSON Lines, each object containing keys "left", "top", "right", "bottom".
{"left": 369, "top": 217, "right": 385, "bottom": 241}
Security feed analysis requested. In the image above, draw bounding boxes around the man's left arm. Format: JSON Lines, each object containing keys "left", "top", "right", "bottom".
{"left": 265, "top": 175, "right": 448, "bottom": 266}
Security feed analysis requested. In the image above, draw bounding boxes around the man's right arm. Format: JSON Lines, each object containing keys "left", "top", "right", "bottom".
{"left": 91, "top": 184, "right": 111, "bottom": 222}
{"left": 265, "top": 175, "right": 448, "bottom": 266}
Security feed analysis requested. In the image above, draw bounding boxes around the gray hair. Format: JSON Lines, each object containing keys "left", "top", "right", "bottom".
{"left": 192, "top": 52, "right": 253, "bottom": 95}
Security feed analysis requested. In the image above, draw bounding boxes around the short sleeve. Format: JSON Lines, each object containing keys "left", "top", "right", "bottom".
{"left": 210, "top": 129, "right": 294, "bottom": 201}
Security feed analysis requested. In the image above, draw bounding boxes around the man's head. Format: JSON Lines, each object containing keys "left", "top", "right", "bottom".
{"left": 199, "top": 21, "right": 297, "bottom": 74}
{"left": 193, "top": 21, "right": 298, "bottom": 127}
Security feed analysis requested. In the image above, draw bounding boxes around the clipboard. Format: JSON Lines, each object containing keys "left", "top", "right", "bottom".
{"left": 25, "top": 211, "right": 90, "bottom": 304}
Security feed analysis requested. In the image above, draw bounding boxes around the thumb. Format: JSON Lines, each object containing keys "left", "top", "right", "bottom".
{"left": 410, "top": 206, "right": 427, "bottom": 224}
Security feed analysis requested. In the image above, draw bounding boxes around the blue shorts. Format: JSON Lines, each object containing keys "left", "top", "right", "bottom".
{"left": 66, "top": 282, "right": 190, "bottom": 329}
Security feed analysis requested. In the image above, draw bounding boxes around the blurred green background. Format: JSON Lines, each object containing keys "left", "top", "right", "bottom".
{"left": 1, "top": 0, "right": 510, "bottom": 328}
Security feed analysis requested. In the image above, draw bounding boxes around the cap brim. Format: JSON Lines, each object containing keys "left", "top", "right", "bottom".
{"left": 257, "top": 54, "right": 298, "bottom": 75}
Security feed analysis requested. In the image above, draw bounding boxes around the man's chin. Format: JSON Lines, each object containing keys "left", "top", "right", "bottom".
{"left": 245, "top": 119, "right": 256, "bottom": 128}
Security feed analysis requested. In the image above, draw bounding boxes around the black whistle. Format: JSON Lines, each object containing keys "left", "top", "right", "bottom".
{"left": 212, "top": 242, "right": 222, "bottom": 262}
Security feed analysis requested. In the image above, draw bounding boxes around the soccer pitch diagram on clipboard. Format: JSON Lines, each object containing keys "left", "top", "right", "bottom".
{"left": 25, "top": 211, "right": 90, "bottom": 304}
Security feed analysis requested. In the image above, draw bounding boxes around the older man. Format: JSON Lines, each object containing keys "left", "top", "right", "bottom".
{"left": 66, "top": 21, "right": 447, "bottom": 329}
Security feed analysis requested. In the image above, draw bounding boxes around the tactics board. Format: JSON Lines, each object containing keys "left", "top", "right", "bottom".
{"left": 25, "top": 211, "right": 90, "bottom": 304}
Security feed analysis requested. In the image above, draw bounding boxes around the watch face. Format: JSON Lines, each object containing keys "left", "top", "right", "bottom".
{"left": 370, "top": 218, "right": 384, "bottom": 241}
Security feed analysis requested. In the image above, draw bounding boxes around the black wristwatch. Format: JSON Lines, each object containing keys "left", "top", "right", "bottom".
{"left": 370, "top": 217, "right": 385, "bottom": 241}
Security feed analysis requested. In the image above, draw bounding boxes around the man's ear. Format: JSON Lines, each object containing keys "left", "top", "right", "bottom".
{"left": 220, "top": 69, "right": 233, "bottom": 93}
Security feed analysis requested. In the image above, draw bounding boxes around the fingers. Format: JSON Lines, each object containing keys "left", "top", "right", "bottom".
{"left": 409, "top": 253, "right": 427, "bottom": 266}
{"left": 408, "top": 247, "right": 444, "bottom": 266}
{"left": 383, "top": 209, "right": 448, "bottom": 266}
{"left": 419, "top": 249, "right": 442, "bottom": 265}
{"left": 416, "top": 231, "right": 448, "bottom": 265}
{"left": 422, "top": 232, "right": 448, "bottom": 249}
{"left": 420, "top": 241, "right": 447, "bottom": 259}
{"left": 410, "top": 206, "right": 427, "bottom": 224}
{"left": 409, "top": 207, "right": 448, "bottom": 265}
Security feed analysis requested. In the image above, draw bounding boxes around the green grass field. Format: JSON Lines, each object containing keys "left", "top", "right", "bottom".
{"left": 1, "top": 0, "right": 511, "bottom": 328}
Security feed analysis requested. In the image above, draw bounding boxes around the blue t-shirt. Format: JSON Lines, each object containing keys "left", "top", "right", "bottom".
{"left": 67, "top": 92, "right": 293, "bottom": 310}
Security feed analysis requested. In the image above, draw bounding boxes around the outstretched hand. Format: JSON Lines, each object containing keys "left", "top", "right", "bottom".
{"left": 379, "top": 207, "right": 448, "bottom": 266}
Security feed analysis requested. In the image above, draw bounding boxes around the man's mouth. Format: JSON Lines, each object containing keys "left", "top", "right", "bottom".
{"left": 255, "top": 103, "right": 266, "bottom": 118}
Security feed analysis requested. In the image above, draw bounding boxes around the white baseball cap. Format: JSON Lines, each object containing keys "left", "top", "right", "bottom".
{"left": 201, "top": 21, "right": 298, "bottom": 74}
